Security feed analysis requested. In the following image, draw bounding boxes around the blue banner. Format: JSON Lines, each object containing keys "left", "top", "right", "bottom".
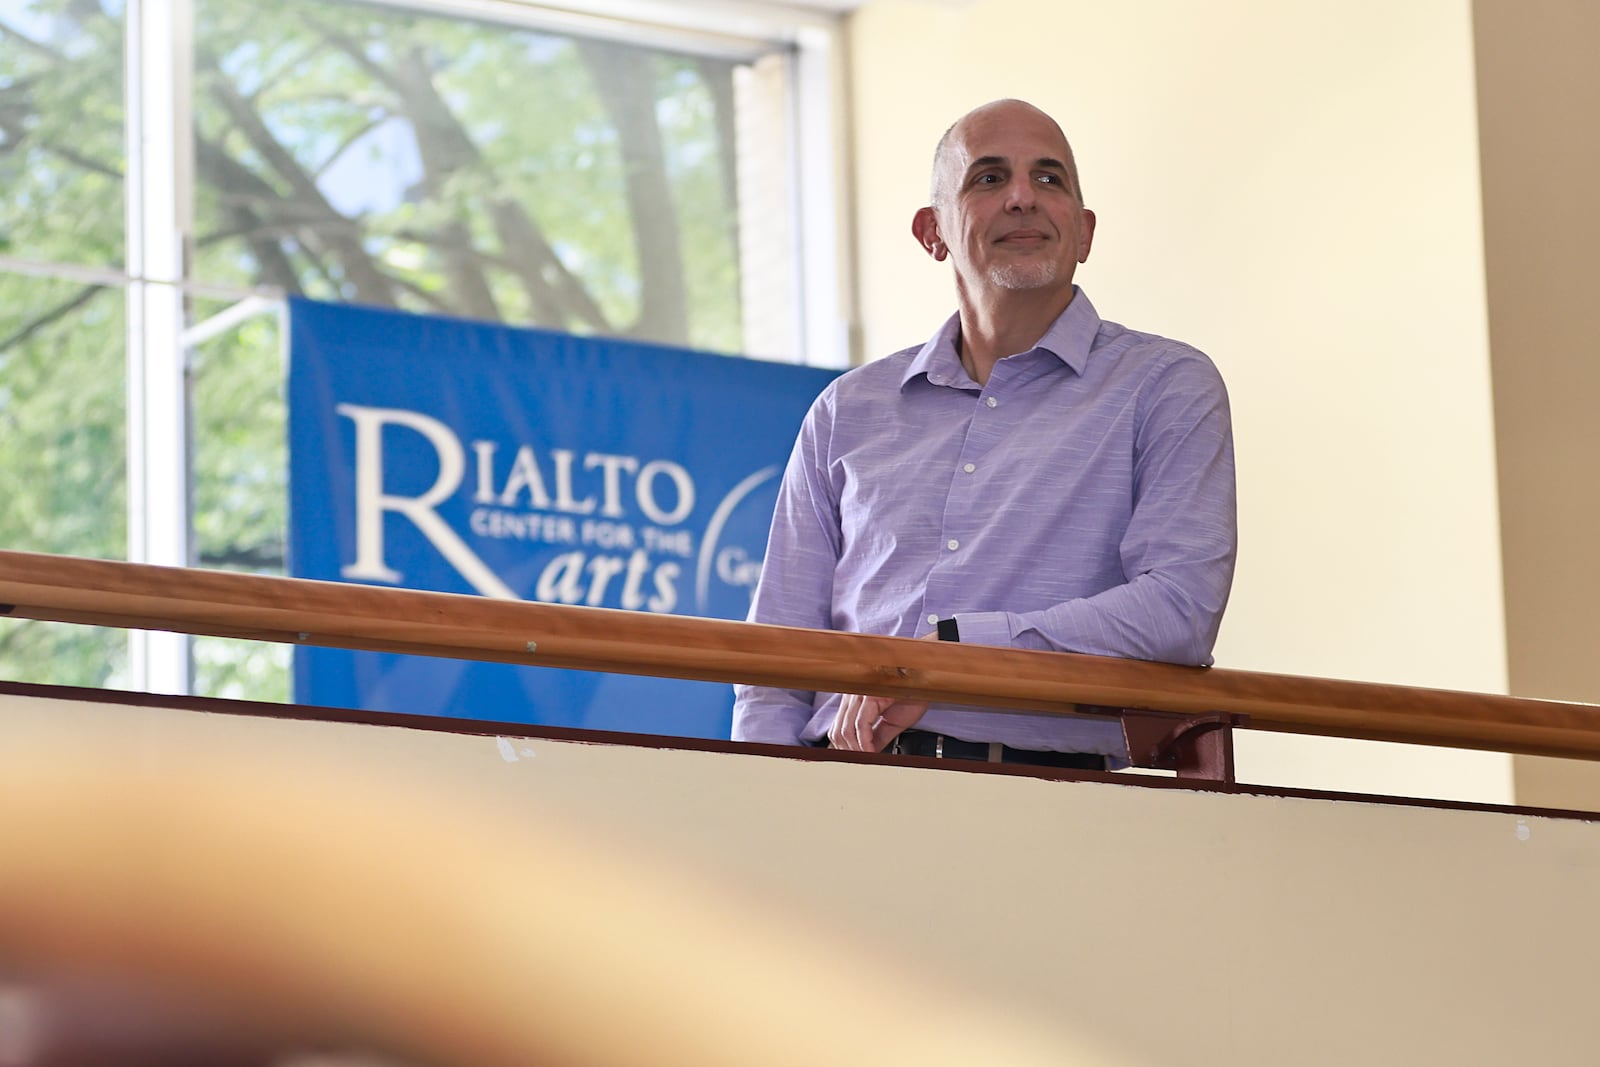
{"left": 288, "top": 298, "right": 837, "bottom": 738}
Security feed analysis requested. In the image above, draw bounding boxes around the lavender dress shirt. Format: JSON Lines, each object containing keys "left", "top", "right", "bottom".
{"left": 732, "top": 288, "right": 1236, "bottom": 759}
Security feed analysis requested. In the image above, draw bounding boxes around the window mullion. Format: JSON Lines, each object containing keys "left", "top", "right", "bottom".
{"left": 125, "top": 0, "right": 196, "bottom": 694}
{"left": 792, "top": 24, "right": 851, "bottom": 369}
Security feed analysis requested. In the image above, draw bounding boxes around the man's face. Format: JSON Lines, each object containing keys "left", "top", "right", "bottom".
{"left": 915, "top": 102, "right": 1095, "bottom": 301}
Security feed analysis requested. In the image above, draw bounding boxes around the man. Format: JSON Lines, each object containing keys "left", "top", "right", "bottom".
{"left": 732, "top": 99, "right": 1236, "bottom": 770}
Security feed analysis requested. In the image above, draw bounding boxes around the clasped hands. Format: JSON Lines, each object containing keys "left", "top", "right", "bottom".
{"left": 826, "top": 631, "right": 937, "bottom": 752}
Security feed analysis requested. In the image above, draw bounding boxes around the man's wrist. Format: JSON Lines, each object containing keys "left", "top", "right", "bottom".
{"left": 936, "top": 617, "right": 961, "bottom": 642}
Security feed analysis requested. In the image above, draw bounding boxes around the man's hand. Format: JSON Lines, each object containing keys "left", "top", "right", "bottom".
{"left": 827, "top": 631, "right": 938, "bottom": 752}
{"left": 828, "top": 693, "right": 929, "bottom": 752}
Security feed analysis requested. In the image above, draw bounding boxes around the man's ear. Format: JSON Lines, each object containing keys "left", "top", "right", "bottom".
{"left": 1078, "top": 207, "right": 1097, "bottom": 263}
{"left": 912, "top": 207, "right": 947, "bottom": 261}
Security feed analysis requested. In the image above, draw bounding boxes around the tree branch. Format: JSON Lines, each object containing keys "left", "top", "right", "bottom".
{"left": 0, "top": 284, "right": 102, "bottom": 353}
{"left": 578, "top": 39, "right": 688, "bottom": 343}
{"left": 309, "top": 113, "right": 392, "bottom": 181}
{"left": 374, "top": 45, "right": 500, "bottom": 322}
{"left": 201, "top": 70, "right": 396, "bottom": 306}
{"left": 193, "top": 136, "right": 306, "bottom": 294}
{"left": 697, "top": 57, "right": 742, "bottom": 285}
{"left": 312, "top": 19, "right": 615, "bottom": 331}
{"left": 384, "top": 271, "right": 457, "bottom": 315}
{"left": 0, "top": 17, "right": 67, "bottom": 62}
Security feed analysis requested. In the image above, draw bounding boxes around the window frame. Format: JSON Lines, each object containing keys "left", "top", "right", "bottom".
{"left": 17, "top": 0, "right": 851, "bottom": 693}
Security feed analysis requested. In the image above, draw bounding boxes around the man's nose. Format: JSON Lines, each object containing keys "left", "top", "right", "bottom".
{"left": 1004, "top": 176, "right": 1036, "bottom": 211}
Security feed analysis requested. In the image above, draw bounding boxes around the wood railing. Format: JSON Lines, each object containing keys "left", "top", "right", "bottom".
{"left": 2, "top": 548, "right": 1599, "bottom": 763}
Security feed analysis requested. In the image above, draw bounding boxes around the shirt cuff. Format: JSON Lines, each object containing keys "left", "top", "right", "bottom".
{"left": 949, "top": 610, "right": 1014, "bottom": 649}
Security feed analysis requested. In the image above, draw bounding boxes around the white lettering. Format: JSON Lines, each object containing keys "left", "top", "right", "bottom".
{"left": 336, "top": 404, "right": 515, "bottom": 599}
{"left": 469, "top": 443, "right": 699, "bottom": 523}
{"left": 715, "top": 546, "right": 762, "bottom": 590}
{"left": 642, "top": 527, "right": 693, "bottom": 556}
{"left": 531, "top": 548, "right": 678, "bottom": 613}
{"left": 648, "top": 561, "right": 680, "bottom": 613}
{"left": 580, "top": 520, "right": 634, "bottom": 549}
{"left": 472, "top": 441, "right": 498, "bottom": 503}
{"left": 620, "top": 549, "right": 652, "bottom": 610}
{"left": 471, "top": 509, "right": 577, "bottom": 544}
{"left": 535, "top": 551, "right": 587, "bottom": 604}
{"left": 552, "top": 449, "right": 596, "bottom": 514}
{"left": 584, "top": 453, "right": 639, "bottom": 518}
{"left": 584, "top": 555, "right": 627, "bottom": 605}
{"left": 497, "top": 445, "right": 553, "bottom": 510}
{"left": 635, "top": 459, "right": 694, "bottom": 525}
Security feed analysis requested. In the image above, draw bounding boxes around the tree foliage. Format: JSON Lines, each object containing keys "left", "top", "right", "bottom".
{"left": 188, "top": 0, "right": 743, "bottom": 348}
{"left": 0, "top": 0, "right": 755, "bottom": 698}
{"left": 0, "top": 276, "right": 128, "bottom": 687}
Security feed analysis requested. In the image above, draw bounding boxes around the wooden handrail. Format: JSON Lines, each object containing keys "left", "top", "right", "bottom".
{"left": 2, "top": 548, "right": 1598, "bottom": 761}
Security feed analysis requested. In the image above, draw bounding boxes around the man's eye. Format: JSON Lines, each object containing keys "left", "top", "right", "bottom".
{"left": 976, "top": 173, "right": 1001, "bottom": 184}
{"left": 1036, "top": 173, "right": 1060, "bottom": 184}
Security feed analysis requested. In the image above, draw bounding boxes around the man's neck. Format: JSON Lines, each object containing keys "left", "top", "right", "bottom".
{"left": 954, "top": 285, "right": 1075, "bottom": 386}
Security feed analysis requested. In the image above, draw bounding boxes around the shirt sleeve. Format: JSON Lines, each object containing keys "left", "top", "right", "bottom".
{"left": 953, "top": 351, "right": 1237, "bottom": 665}
{"left": 731, "top": 390, "right": 842, "bottom": 744}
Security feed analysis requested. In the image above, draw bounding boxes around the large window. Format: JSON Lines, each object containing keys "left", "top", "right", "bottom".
{"left": 0, "top": 0, "right": 846, "bottom": 700}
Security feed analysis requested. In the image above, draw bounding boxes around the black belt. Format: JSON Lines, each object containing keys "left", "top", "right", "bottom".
{"left": 891, "top": 730, "right": 1106, "bottom": 771}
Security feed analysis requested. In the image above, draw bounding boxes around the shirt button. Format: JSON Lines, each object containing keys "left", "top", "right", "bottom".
{"left": 985, "top": 396, "right": 998, "bottom": 408}
{"left": 927, "top": 613, "right": 939, "bottom": 625}
{"left": 963, "top": 462, "right": 976, "bottom": 474}
{"left": 947, "top": 538, "right": 960, "bottom": 550}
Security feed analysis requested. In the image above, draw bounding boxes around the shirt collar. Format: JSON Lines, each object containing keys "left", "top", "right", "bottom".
{"left": 901, "top": 285, "right": 1102, "bottom": 389}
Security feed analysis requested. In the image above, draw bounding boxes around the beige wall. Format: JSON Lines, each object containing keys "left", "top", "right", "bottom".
{"left": 1473, "top": 1, "right": 1600, "bottom": 810}
{"left": 6, "top": 689, "right": 1598, "bottom": 1065}
{"left": 847, "top": 0, "right": 1513, "bottom": 802}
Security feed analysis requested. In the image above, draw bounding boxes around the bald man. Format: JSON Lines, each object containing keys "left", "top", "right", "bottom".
{"left": 733, "top": 99, "right": 1237, "bottom": 770}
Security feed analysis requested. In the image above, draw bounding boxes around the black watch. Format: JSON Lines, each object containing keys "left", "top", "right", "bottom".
{"left": 936, "top": 617, "right": 961, "bottom": 642}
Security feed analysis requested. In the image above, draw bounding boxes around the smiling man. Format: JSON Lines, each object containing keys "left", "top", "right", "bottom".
{"left": 732, "top": 99, "right": 1238, "bottom": 770}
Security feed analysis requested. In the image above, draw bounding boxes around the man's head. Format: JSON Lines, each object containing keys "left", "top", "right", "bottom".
{"left": 913, "top": 99, "right": 1095, "bottom": 302}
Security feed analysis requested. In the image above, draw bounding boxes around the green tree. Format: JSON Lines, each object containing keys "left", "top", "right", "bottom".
{"left": 0, "top": 0, "right": 128, "bottom": 684}
{"left": 188, "top": 0, "right": 743, "bottom": 348}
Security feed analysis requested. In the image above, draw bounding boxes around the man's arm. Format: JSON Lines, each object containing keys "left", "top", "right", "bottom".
{"left": 731, "top": 394, "right": 842, "bottom": 745}
{"left": 956, "top": 352, "right": 1236, "bottom": 665}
